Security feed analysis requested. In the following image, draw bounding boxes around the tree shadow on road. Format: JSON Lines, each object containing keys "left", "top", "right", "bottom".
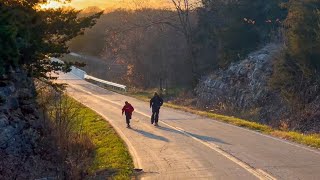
{"left": 78, "top": 84, "right": 115, "bottom": 95}
{"left": 157, "top": 126, "right": 230, "bottom": 145}
{"left": 131, "top": 128, "right": 170, "bottom": 142}
{"left": 163, "top": 118, "right": 199, "bottom": 121}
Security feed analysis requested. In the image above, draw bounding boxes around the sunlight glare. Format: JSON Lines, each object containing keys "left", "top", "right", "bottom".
{"left": 39, "top": 0, "right": 184, "bottom": 10}
{"left": 40, "top": 0, "right": 64, "bottom": 9}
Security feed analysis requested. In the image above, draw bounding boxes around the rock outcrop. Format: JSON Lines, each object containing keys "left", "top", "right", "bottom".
{"left": 0, "top": 70, "right": 62, "bottom": 179}
{"left": 196, "top": 44, "right": 288, "bottom": 125}
{"left": 196, "top": 43, "right": 320, "bottom": 132}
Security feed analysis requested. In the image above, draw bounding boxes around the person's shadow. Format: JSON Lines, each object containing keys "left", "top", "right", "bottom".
{"left": 157, "top": 126, "right": 230, "bottom": 145}
{"left": 131, "top": 128, "right": 169, "bottom": 142}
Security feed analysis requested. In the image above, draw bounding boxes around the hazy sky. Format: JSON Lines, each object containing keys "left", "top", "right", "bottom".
{"left": 43, "top": 0, "right": 173, "bottom": 10}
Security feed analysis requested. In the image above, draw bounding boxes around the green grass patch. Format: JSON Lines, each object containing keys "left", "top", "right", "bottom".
{"left": 127, "top": 90, "right": 152, "bottom": 101}
{"left": 69, "top": 97, "right": 134, "bottom": 179}
{"left": 271, "top": 131, "right": 320, "bottom": 148}
{"left": 128, "top": 87, "right": 186, "bottom": 99}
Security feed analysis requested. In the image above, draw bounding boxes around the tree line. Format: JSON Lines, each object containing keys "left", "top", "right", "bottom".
{"left": 3, "top": 0, "right": 318, "bottom": 95}
{"left": 69, "top": 0, "right": 319, "bottom": 92}
{"left": 0, "top": 0, "right": 101, "bottom": 85}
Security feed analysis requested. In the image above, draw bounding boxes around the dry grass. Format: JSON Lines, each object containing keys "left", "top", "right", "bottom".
{"left": 37, "top": 83, "right": 95, "bottom": 179}
{"left": 67, "top": 96, "right": 134, "bottom": 179}
{"left": 36, "top": 82, "right": 133, "bottom": 179}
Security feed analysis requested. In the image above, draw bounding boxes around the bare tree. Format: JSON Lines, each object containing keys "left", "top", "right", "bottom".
{"left": 170, "top": 0, "right": 202, "bottom": 86}
{"left": 111, "top": 0, "right": 202, "bottom": 86}
{"left": 69, "top": 2, "right": 203, "bottom": 88}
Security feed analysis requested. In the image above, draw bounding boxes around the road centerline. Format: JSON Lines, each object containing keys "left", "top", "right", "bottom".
{"left": 67, "top": 83, "right": 276, "bottom": 180}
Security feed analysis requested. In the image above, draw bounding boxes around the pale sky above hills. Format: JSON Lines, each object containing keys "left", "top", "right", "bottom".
{"left": 42, "top": 0, "right": 174, "bottom": 10}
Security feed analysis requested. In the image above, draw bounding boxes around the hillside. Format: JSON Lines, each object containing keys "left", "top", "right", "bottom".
{"left": 68, "top": 1, "right": 320, "bottom": 133}
{"left": 196, "top": 44, "right": 320, "bottom": 133}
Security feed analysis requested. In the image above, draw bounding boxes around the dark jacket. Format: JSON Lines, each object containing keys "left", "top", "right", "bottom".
{"left": 150, "top": 95, "right": 163, "bottom": 110}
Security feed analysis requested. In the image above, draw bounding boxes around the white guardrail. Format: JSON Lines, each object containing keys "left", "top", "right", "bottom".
{"left": 85, "top": 75, "right": 127, "bottom": 91}
{"left": 51, "top": 57, "right": 127, "bottom": 91}
{"left": 71, "top": 66, "right": 87, "bottom": 79}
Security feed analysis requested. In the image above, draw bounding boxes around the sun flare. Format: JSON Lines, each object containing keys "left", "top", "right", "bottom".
{"left": 39, "top": 0, "right": 174, "bottom": 10}
{"left": 40, "top": 1, "right": 64, "bottom": 9}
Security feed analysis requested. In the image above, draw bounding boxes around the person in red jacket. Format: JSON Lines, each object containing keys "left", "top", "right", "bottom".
{"left": 122, "top": 101, "right": 134, "bottom": 128}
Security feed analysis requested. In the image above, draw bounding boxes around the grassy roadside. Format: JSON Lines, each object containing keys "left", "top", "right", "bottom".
{"left": 69, "top": 96, "right": 134, "bottom": 179}
{"left": 165, "top": 103, "right": 320, "bottom": 149}
{"left": 126, "top": 89, "right": 320, "bottom": 149}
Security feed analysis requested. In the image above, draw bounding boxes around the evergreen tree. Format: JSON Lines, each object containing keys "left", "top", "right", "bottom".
{"left": 0, "top": 0, "right": 102, "bottom": 83}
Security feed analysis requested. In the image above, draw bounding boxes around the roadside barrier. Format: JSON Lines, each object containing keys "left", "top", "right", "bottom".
{"left": 51, "top": 57, "right": 127, "bottom": 91}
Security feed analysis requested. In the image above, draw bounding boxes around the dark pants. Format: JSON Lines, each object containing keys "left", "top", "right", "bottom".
{"left": 151, "top": 109, "right": 160, "bottom": 124}
{"left": 125, "top": 113, "right": 131, "bottom": 125}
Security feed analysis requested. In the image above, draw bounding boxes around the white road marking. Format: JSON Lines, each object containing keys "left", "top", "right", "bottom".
{"left": 212, "top": 120, "right": 320, "bottom": 155}
{"left": 67, "top": 83, "right": 277, "bottom": 180}
{"left": 166, "top": 127, "right": 276, "bottom": 180}
{"left": 69, "top": 81, "right": 320, "bottom": 156}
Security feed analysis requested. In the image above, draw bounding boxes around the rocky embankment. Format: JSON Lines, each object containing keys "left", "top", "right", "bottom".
{"left": 0, "top": 70, "right": 61, "bottom": 179}
{"left": 196, "top": 44, "right": 320, "bottom": 132}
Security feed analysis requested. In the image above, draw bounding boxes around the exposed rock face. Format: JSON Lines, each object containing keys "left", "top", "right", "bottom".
{"left": 0, "top": 71, "right": 62, "bottom": 179}
{"left": 196, "top": 44, "right": 320, "bottom": 132}
{"left": 196, "top": 44, "right": 288, "bottom": 125}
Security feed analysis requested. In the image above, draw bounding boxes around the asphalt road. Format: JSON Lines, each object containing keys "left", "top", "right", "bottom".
{"left": 58, "top": 72, "right": 320, "bottom": 180}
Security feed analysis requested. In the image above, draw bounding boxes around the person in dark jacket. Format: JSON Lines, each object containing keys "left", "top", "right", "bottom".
{"left": 150, "top": 92, "right": 163, "bottom": 126}
{"left": 122, "top": 101, "right": 134, "bottom": 128}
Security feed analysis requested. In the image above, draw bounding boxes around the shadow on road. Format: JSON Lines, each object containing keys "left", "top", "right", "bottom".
{"left": 131, "top": 128, "right": 170, "bottom": 142}
{"left": 163, "top": 118, "right": 199, "bottom": 121}
{"left": 78, "top": 84, "right": 115, "bottom": 95}
{"left": 157, "top": 126, "right": 230, "bottom": 145}
{"left": 188, "top": 132, "right": 231, "bottom": 145}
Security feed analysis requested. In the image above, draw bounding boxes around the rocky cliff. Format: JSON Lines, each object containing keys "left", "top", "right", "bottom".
{"left": 0, "top": 70, "right": 61, "bottom": 179}
{"left": 196, "top": 44, "right": 320, "bottom": 132}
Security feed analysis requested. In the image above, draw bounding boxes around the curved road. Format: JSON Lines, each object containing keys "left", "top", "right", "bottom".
{"left": 58, "top": 73, "right": 320, "bottom": 180}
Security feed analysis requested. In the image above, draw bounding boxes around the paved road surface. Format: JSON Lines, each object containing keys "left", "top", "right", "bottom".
{"left": 58, "top": 72, "right": 320, "bottom": 180}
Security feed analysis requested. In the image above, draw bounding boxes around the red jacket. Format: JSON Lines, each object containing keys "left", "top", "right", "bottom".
{"left": 122, "top": 103, "right": 134, "bottom": 116}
